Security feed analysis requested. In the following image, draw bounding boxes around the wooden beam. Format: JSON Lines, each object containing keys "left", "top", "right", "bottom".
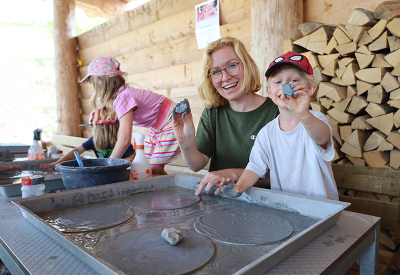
{"left": 251, "top": 0, "right": 303, "bottom": 96}
{"left": 339, "top": 195, "right": 399, "bottom": 231}
{"left": 54, "top": 0, "right": 81, "bottom": 137}
{"left": 77, "top": 0, "right": 250, "bottom": 50}
{"left": 75, "top": 0, "right": 129, "bottom": 19}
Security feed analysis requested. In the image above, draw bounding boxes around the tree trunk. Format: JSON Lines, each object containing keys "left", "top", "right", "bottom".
{"left": 54, "top": 0, "right": 82, "bottom": 137}
{"left": 251, "top": 0, "right": 303, "bottom": 95}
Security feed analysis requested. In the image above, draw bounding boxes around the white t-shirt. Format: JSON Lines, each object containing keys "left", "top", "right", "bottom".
{"left": 245, "top": 110, "right": 339, "bottom": 200}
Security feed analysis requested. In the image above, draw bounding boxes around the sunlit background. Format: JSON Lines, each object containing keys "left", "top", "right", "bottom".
{"left": 0, "top": 0, "right": 150, "bottom": 145}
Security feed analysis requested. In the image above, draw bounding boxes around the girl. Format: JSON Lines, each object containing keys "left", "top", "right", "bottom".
{"left": 172, "top": 37, "right": 279, "bottom": 195}
{"left": 40, "top": 108, "right": 135, "bottom": 169}
{"left": 81, "top": 56, "right": 181, "bottom": 175}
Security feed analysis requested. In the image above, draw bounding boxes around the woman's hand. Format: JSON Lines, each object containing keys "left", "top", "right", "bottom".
{"left": 172, "top": 99, "right": 196, "bottom": 150}
{"left": 194, "top": 168, "right": 243, "bottom": 195}
{"left": 215, "top": 179, "right": 243, "bottom": 198}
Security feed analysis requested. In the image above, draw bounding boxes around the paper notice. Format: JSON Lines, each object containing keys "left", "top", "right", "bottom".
{"left": 195, "top": 0, "right": 221, "bottom": 49}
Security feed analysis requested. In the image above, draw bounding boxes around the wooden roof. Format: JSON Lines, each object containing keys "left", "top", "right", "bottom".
{"left": 76, "top": 0, "right": 144, "bottom": 19}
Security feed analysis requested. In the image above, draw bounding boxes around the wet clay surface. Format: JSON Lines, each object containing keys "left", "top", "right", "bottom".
{"left": 39, "top": 204, "right": 134, "bottom": 233}
{"left": 96, "top": 229, "right": 214, "bottom": 275}
{"left": 57, "top": 187, "right": 319, "bottom": 274}
{"left": 0, "top": 169, "right": 60, "bottom": 185}
{"left": 127, "top": 189, "right": 200, "bottom": 210}
{"left": 194, "top": 210, "right": 294, "bottom": 245}
{"left": 0, "top": 159, "right": 62, "bottom": 186}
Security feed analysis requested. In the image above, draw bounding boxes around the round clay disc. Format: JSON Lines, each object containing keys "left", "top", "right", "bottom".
{"left": 127, "top": 189, "right": 200, "bottom": 210}
{"left": 194, "top": 210, "right": 294, "bottom": 245}
{"left": 96, "top": 229, "right": 215, "bottom": 275}
{"left": 44, "top": 204, "right": 134, "bottom": 233}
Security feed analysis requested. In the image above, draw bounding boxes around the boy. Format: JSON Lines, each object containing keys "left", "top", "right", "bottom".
{"left": 216, "top": 52, "right": 339, "bottom": 200}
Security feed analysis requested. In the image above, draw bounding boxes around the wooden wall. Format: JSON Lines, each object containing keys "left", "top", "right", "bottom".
{"left": 76, "top": 0, "right": 385, "bottom": 138}
{"left": 77, "top": 0, "right": 250, "bottom": 137}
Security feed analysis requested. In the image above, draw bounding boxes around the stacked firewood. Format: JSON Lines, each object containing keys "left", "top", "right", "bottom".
{"left": 284, "top": 1, "right": 400, "bottom": 169}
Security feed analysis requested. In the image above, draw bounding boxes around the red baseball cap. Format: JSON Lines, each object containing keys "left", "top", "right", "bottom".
{"left": 265, "top": 52, "right": 313, "bottom": 78}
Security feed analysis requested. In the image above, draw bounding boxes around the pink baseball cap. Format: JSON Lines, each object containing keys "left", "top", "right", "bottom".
{"left": 265, "top": 52, "right": 313, "bottom": 78}
{"left": 80, "top": 56, "right": 128, "bottom": 83}
{"left": 79, "top": 108, "right": 119, "bottom": 126}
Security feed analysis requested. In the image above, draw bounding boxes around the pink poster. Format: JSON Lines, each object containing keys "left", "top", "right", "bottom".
{"left": 195, "top": 0, "right": 221, "bottom": 49}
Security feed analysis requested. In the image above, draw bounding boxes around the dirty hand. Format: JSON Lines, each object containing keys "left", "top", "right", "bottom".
{"left": 195, "top": 170, "right": 239, "bottom": 195}
{"left": 281, "top": 81, "right": 312, "bottom": 117}
{"left": 172, "top": 99, "right": 195, "bottom": 149}
{"left": 218, "top": 179, "right": 242, "bottom": 198}
{"left": 40, "top": 162, "right": 55, "bottom": 169}
{"left": 0, "top": 165, "right": 22, "bottom": 172}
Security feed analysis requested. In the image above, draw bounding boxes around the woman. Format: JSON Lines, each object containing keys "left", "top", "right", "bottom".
{"left": 172, "top": 37, "right": 279, "bottom": 195}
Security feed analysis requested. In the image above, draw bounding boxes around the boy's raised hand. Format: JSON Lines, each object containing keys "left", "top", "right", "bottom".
{"left": 172, "top": 99, "right": 196, "bottom": 149}
{"left": 282, "top": 81, "right": 313, "bottom": 117}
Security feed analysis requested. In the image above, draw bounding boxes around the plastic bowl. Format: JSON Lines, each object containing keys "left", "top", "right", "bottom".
{"left": 56, "top": 158, "right": 131, "bottom": 190}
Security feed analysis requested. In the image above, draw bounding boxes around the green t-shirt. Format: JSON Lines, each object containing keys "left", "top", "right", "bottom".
{"left": 196, "top": 98, "right": 279, "bottom": 172}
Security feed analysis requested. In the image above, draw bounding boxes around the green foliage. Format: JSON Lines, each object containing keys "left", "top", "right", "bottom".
{"left": 0, "top": 8, "right": 106, "bottom": 144}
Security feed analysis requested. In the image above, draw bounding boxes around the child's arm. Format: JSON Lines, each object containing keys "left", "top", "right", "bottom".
{"left": 214, "top": 170, "right": 260, "bottom": 198}
{"left": 40, "top": 145, "right": 86, "bottom": 168}
{"left": 109, "top": 109, "right": 134, "bottom": 159}
{"left": 123, "top": 151, "right": 136, "bottom": 162}
{"left": 297, "top": 111, "right": 330, "bottom": 147}
{"left": 0, "top": 165, "right": 22, "bottom": 172}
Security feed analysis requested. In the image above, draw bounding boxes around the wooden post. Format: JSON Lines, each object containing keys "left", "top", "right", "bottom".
{"left": 54, "top": 0, "right": 82, "bottom": 137}
{"left": 251, "top": 0, "right": 303, "bottom": 96}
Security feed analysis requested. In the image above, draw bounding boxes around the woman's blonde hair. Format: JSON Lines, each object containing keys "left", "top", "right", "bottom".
{"left": 198, "top": 37, "right": 262, "bottom": 108}
{"left": 89, "top": 75, "right": 125, "bottom": 121}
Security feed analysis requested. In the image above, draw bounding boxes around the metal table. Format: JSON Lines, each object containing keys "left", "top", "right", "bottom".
{"left": 0, "top": 194, "right": 380, "bottom": 275}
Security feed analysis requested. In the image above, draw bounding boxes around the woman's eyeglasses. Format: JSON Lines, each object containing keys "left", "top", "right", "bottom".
{"left": 208, "top": 62, "right": 241, "bottom": 83}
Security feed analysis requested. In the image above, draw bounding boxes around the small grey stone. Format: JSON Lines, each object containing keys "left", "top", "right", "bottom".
{"left": 175, "top": 101, "right": 188, "bottom": 114}
{"left": 161, "top": 228, "right": 183, "bottom": 245}
{"left": 221, "top": 181, "right": 242, "bottom": 198}
{"left": 282, "top": 83, "right": 295, "bottom": 97}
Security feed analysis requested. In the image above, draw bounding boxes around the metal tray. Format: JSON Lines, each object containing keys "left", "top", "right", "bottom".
{"left": 0, "top": 159, "right": 64, "bottom": 197}
{"left": 12, "top": 174, "right": 350, "bottom": 274}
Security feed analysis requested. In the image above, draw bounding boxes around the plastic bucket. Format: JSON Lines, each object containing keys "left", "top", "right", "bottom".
{"left": 56, "top": 159, "right": 131, "bottom": 190}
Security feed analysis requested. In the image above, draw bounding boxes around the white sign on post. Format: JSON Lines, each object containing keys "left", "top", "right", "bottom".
{"left": 195, "top": 0, "right": 221, "bottom": 49}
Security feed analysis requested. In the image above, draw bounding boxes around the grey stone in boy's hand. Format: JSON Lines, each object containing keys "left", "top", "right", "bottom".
{"left": 282, "top": 83, "right": 295, "bottom": 97}
{"left": 221, "top": 181, "right": 242, "bottom": 198}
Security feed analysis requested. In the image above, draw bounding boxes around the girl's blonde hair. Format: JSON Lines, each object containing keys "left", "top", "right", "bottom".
{"left": 267, "top": 66, "right": 322, "bottom": 89}
{"left": 92, "top": 123, "right": 120, "bottom": 152}
{"left": 198, "top": 37, "right": 262, "bottom": 108}
{"left": 89, "top": 75, "right": 125, "bottom": 122}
